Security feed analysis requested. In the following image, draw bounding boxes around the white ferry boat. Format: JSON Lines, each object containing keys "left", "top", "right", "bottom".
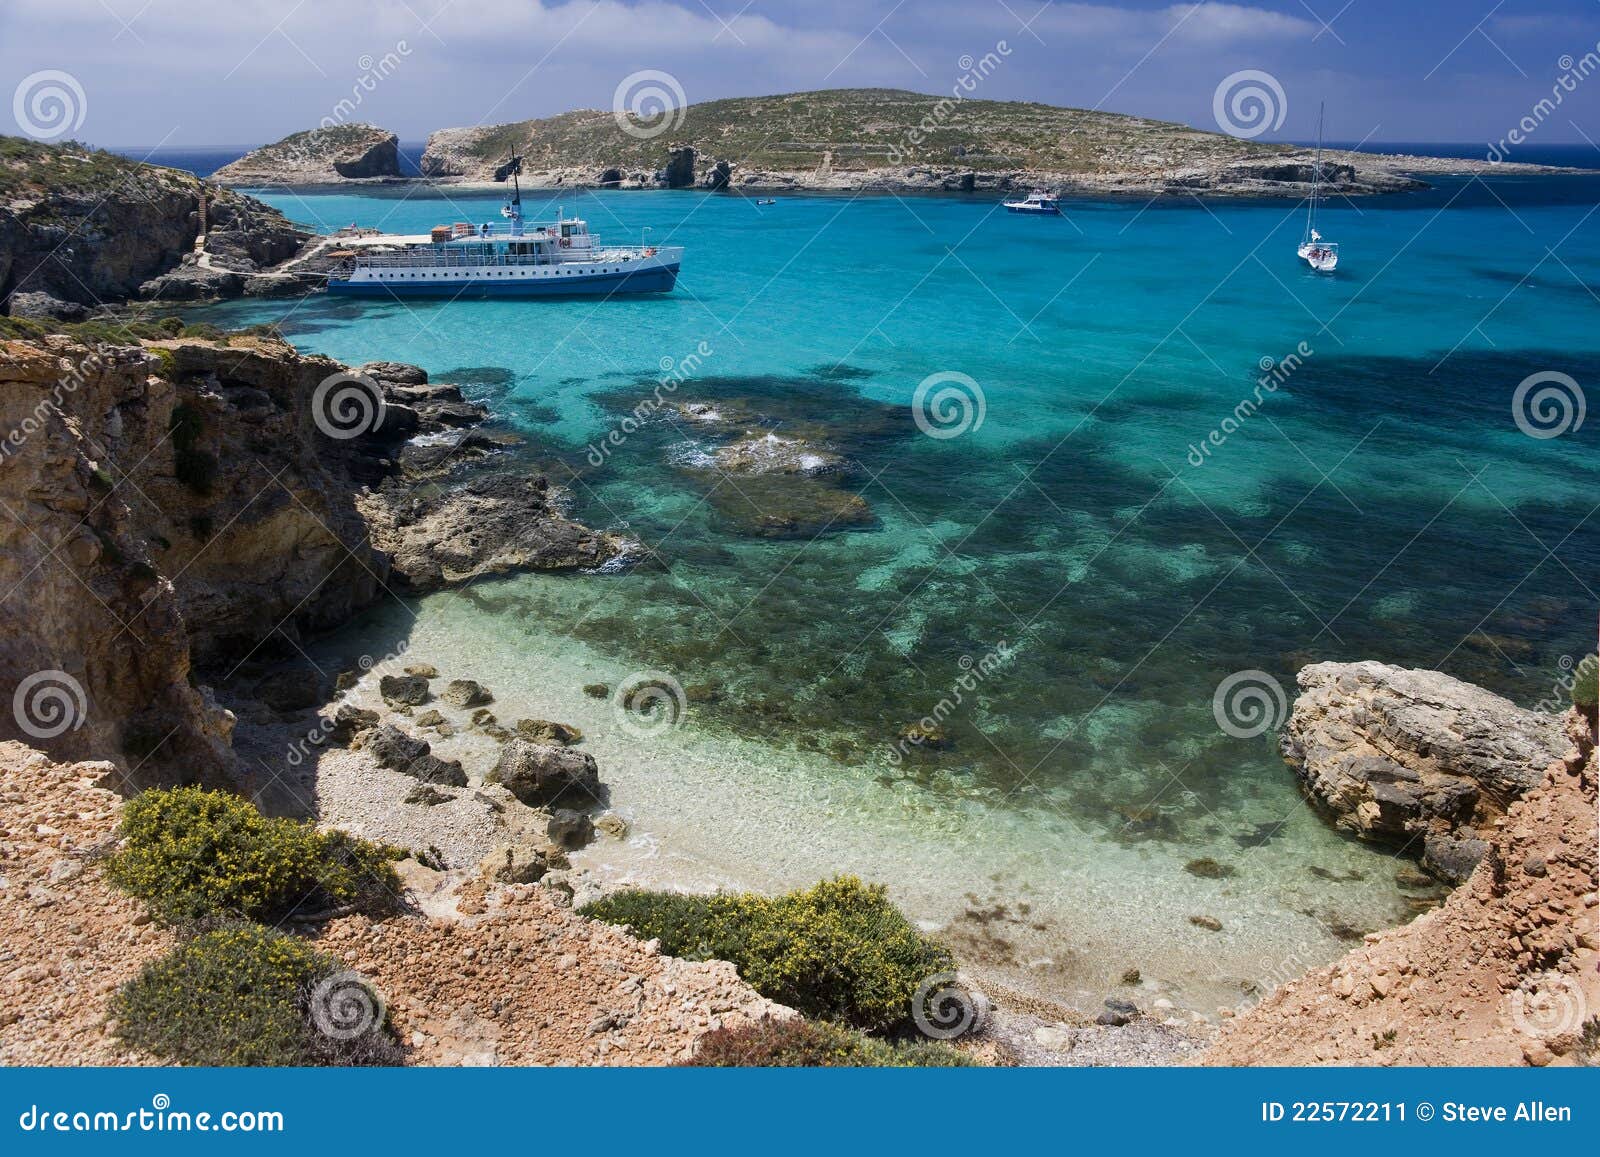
{"left": 326, "top": 156, "right": 681, "bottom": 298}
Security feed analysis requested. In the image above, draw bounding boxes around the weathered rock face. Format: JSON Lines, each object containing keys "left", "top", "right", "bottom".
{"left": 1281, "top": 661, "right": 1569, "bottom": 881}
{"left": 211, "top": 125, "right": 403, "bottom": 185}
{"left": 0, "top": 336, "right": 391, "bottom": 782}
{"left": 0, "top": 140, "right": 308, "bottom": 314}
{"left": 0, "top": 328, "right": 621, "bottom": 786}
{"left": 664, "top": 145, "right": 697, "bottom": 188}
{"left": 1210, "top": 708, "right": 1597, "bottom": 1067}
{"left": 485, "top": 739, "right": 602, "bottom": 806}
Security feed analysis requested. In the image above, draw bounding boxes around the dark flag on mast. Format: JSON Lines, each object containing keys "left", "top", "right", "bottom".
{"left": 493, "top": 154, "right": 523, "bottom": 182}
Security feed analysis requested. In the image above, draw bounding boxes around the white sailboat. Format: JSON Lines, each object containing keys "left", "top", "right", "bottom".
{"left": 1297, "top": 103, "right": 1339, "bottom": 273}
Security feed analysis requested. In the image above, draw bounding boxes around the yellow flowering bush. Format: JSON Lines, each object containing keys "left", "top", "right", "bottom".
{"left": 681, "top": 1017, "right": 974, "bottom": 1067}
{"left": 113, "top": 924, "right": 400, "bottom": 1066}
{"left": 105, "top": 787, "right": 402, "bottom": 924}
{"left": 581, "top": 876, "right": 953, "bottom": 1033}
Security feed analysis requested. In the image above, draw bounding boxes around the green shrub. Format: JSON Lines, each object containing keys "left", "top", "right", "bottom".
{"left": 113, "top": 924, "right": 401, "bottom": 1066}
{"left": 680, "top": 1016, "right": 975, "bottom": 1067}
{"left": 582, "top": 876, "right": 953, "bottom": 1033}
{"left": 105, "top": 787, "right": 402, "bottom": 924}
{"left": 1573, "top": 654, "right": 1598, "bottom": 713}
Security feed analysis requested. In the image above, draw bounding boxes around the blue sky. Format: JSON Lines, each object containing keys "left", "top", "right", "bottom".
{"left": 1, "top": 0, "right": 1597, "bottom": 149}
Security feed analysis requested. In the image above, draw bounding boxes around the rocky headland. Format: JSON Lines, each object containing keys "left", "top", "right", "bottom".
{"left": 211, "top": 124, "right": 403, "bottom": 186}
{"left": 0, "top": 331, "right": 621, "bottom": 784}
{"left": 1, "top": 137, "right": 333, "bottom": 318}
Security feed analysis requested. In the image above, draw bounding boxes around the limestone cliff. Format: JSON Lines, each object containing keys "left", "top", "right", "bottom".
{"left": 1210, "top": 707, "right": 1597, "bottom": 1066}
{"left": 0, "top": 336, "right": 387, "bottom": 781}
{"left": 1280, "top": 661, "right": 1569, "bottom": 881}
{"left": 0, "top": 138, "right": 310, "bottom": 317}
{"left": 211, "top": 124, "right": 403, "bottom": 186}
{"left": 0, "top": 333, "right": 622, "bottom": 786}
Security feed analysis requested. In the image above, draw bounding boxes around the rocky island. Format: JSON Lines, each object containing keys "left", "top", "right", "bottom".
{"left": 211, "top": 123, "right": 404, "bottom": 186}
{"left": 417, "top": 87, "right": 1439, "bottom": 197}
{"left": 201, "top": 90, "right": 1568, "bottom": 201}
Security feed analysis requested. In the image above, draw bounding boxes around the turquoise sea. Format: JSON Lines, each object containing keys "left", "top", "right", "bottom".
{"left": 191, "top": 175, "right": 1600, "bottom": 1017}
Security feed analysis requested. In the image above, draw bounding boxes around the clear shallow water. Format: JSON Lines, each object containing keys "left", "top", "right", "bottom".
{"left": 192, "top": 177, "right": 1600, "bottom": 1016}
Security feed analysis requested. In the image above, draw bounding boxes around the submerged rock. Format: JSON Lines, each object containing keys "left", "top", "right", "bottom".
{"left": 708, "top": 474, "right": 875, "bottom": 539}
{"left": 1281, "top": 661, "right": 1567, "bottom": 882}
{"left": 379, "top": 673, "right": 431, "bottom": 706}
{"left": 441, "top": 679, "right": 492, "bottom": 708}
{"left": 516, "top": 718, "right": 583, "bottom": 745}
{"left": 1184, "top": 857, "right": 1236, "bottom": 880}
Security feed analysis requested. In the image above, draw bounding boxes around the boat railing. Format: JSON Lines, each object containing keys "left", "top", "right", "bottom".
{"left": 352, "top": 245, "right": 678, "bottom": 270}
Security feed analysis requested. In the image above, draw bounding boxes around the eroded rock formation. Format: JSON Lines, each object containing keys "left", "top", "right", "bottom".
{"left": 1281, "top": 661, "right": 1569, "bottom": 881}
{"left": 0, "top": 335, "right": 619, "bottom": 784}
{"left": 1211, "top": 706, "right": 1597, "bottom": 1066}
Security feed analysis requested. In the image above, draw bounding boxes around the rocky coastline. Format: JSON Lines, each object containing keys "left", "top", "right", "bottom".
{"left": 0, "top": 138, "right": 339, "bottom": 320}
{"left": 2, "top": 140, "right": 1595, "bottom": 1066}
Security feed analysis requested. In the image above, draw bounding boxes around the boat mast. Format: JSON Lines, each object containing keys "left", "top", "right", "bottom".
{"left": 1305, "top": 102, "right": 1324, "bottom": 244}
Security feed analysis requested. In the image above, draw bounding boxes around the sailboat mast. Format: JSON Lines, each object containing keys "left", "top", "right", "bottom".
{"left": 1307, "top": 102, "right": 1324, "bottom": 241}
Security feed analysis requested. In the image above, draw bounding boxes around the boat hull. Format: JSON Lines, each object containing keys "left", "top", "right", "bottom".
{"left": 1005, "top": 205, "right": 1060, "bottom": 215}
{"left": 328, "top": 263, "right": 679, "bottom": 298}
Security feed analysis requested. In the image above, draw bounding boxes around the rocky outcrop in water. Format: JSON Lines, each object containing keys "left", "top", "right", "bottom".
{"left": 1211, "top": 706, "right": 1597, "bottom": 1066}
{"left": 1280, "top": 661, "right": 1569, "bottom": 881}
{"left": 211, "top": 125, "right": 403, "bottom": 186}
{"left": 0, "top": 138, "right": 310, "bottom": 317}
